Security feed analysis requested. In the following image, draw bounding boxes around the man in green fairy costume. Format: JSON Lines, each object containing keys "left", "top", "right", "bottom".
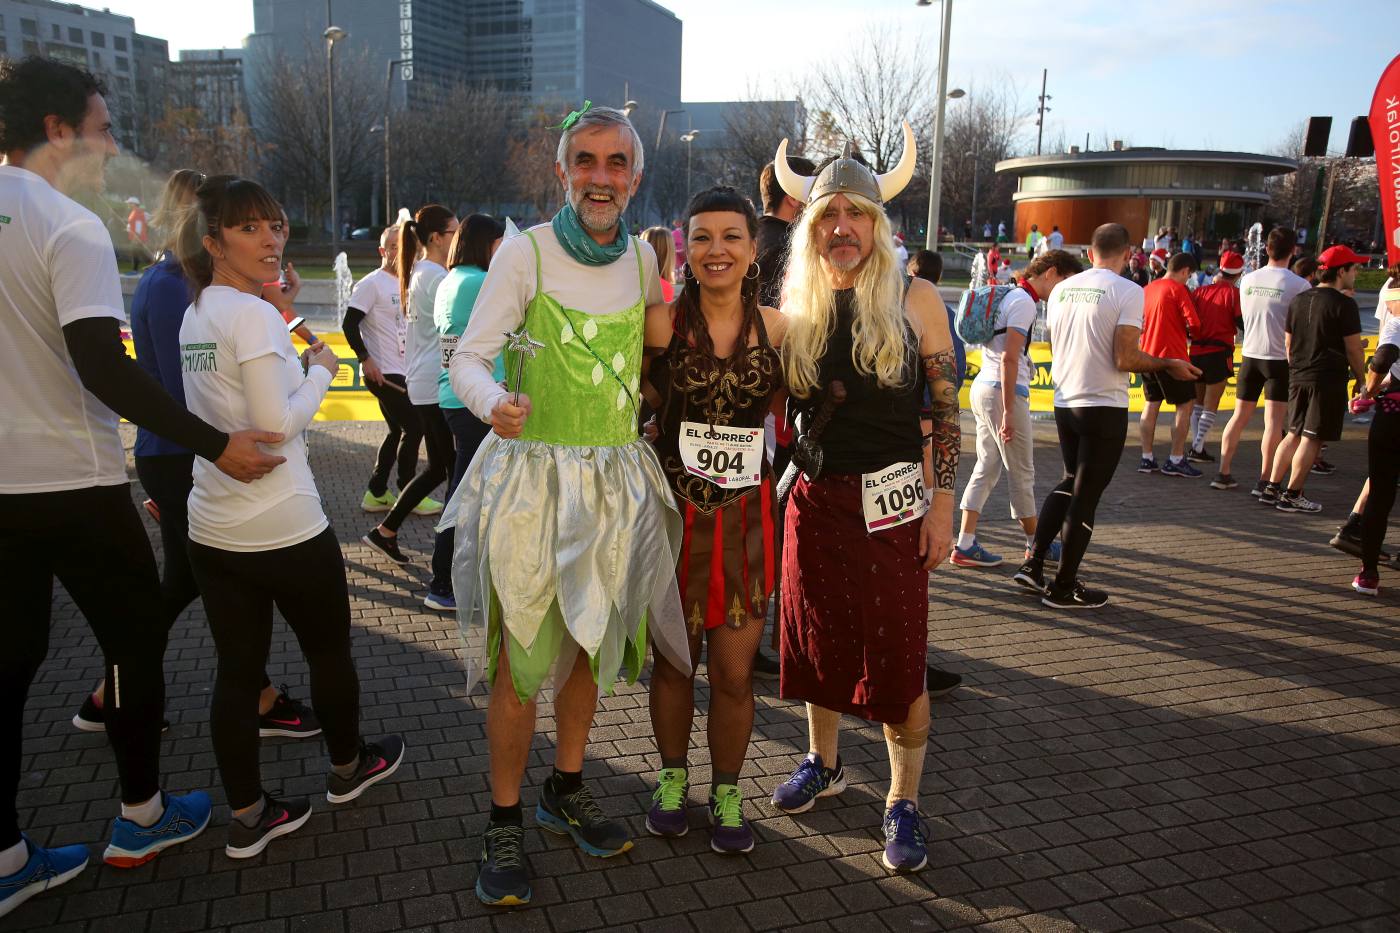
{"left": 447, "top": 105, "right": 688, "bottom": 908}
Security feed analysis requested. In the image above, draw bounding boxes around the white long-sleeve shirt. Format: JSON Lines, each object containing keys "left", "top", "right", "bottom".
{"left": 449, "top": 224, "right": 662, "bottom": 421}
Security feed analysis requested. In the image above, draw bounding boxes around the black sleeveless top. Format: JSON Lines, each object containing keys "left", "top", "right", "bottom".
{"left": 801, "top": 289, "right": 924, "bottom": 475}
{"left": 650, "top": 312, "right": 783, "bottom": 513}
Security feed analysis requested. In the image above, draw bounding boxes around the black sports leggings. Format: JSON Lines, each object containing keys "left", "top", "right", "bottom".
{"left": 381, "top": 403, "right": 453, "bottom": 532}
{"left": 1, "top": 485, "right": 167, "bottom": 846}
{"left": 188, "top": 527, "right": 361, "bottom": 810}
{"left": 1031, "top": 406, "right": 1129, "bottom": 588}
{"left": 429, "top": 407, "right": 493, "bottom": 596}
{"left": 1361, "top": 407, "right": 1400, "bottom": 574}
{"left": 366, "top": 373, "right": 423, "bottom": 497}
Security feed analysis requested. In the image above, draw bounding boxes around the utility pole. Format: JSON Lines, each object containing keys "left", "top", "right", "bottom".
{"left": 924, "top": 0, "right": 953, "bottom": 248}
{"left": 1035, "top": 69, "right": 1050, "bottom": 156}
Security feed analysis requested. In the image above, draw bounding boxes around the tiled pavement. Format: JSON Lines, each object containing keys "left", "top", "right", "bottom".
{"left": 9, "top": 415, "right": 1399, "bottom": 933}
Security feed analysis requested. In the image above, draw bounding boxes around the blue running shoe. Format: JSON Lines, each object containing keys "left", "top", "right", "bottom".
{"left": 881, "top": 799, "right": 929, "bottom": 872}
{"left": 951, "top": 541, "right": 1003, "bottom": 568}
{"left": 103, "top": 790, "right": 211, "bottom": 868}
{"left": 1022, "top": 539, "right": 1063, "bottom": 566}
{"left": 536, "top": 778, "right": 632, "bottom": 858}
{"left": 0, "top": 836, "right": 88, "bottom": 919}
{"left": 1138, "top": 456, "right": 1159, "bottom": 473}
{"left": 423, "top": 590, "right": 456, "bottom": 612}
{"left": 770, "top": 753, "right": 845, "bottom": 814}
{"left": 1161, "top": 458, "right": 1202, "bottom": 478}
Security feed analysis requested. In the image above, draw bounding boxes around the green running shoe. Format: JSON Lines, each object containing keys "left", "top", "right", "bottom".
{"left": 536, "top": 779, "right": 632, "bottom": 857}
{"left": 708, "top": 784, "right": 754, "bottom": 854}
{"left": 361, "top": 490, "right": 396, "bottom": 512}
{"left": 412, "top": 496, "right": 444, "bottom": 516}
{"left": 476, "top": 822, "right": 530, "bottom": 907}
{"left": 645, "top": 768, "right": 689, "bottom": 838}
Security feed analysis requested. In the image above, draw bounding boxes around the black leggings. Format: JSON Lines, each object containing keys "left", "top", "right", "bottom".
{"left": 187, "top": 527, "right": 361, "bottom": 810}
{"left": 1, "top": 485, "right": 167, "bottom": 846}
{"left": 1361, "top": 408, "right": 1400, "bottom": 574}
{"left": 381, "top": 403, "right": 452, "bottom": 532}
{"left": 429, "top": 407, "right": 493, "bottom": 596}
{"left": 366, "top": 373, "right": 422, "bottom": 497}
{"left": 1031, "top": 406, "right": 1129, "bottom": 588}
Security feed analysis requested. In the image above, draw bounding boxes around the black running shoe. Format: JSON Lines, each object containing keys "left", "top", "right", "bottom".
{"left": 1187, "top": 446, "right": 1215, "bottom": 463}
{"left": 1311, "top": 458, "right": 1337, "bottom": 476}
{"left": 326, "top": 736, "right": 406, "bottom": 804}
{"left": 1210, "top": 473, "right": 1238, "bottom": 490}
{"left": 1249, "top": 478, "right": 1267, "bottom": 498}
{"left": 926, "top": 667, "right": 962, "bottom": 698}
{"left": 258, "top": 687, "right": 321, "bottom": 739}
{"left": 752, "top": 651, "right": 780, "bottom": 679}
{"left": 1012, "top": 560, "right": 1047, "bottom": 594}
{"left": 476, "top": 822, "right": 531, "bottom": 907}
{"left": 362, "top": 528, "right": 410, "bottom": 564}
{"left": 72, "top": 695, "right": 168, "bottom": 734}
{"left": 1041, "top": 581, "right": 1110, "bottom": 609}
{"left": 1258, "top": 483, "right": 1281, "bottom": 505}
{"left": 535, "top": 779, "right": 632, "bottom": 857}
{"left": 225, "top": 794, "right": 312, "bottom": 859}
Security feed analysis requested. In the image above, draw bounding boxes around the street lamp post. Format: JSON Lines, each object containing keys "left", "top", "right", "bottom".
{"left": 919, "top": 0, "right": 954, "bottom": 249}
{"left": 681, "top": 130, "right": 701, "bottom": 201}
{"left": 379, "top": 58, "right": 409, "bottom": 225}
{"left": 325, "top": 25, "right": 347, "bottom": 256}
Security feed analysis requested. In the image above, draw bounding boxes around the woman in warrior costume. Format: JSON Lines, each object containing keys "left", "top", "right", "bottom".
{"left": 641, "top": 187, "right": 786, "bottom": 855}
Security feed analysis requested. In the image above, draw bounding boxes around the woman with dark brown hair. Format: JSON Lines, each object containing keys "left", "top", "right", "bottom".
{"left": 641, "top": 186, "right": 786, "bottom": 855}
{"left": 362, "top": 204, "right": 458, "bottom": 562}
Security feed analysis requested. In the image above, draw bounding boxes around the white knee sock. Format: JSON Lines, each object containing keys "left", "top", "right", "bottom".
{"left": 1193, "top": 410, "right": 1217, "bottom": 451}
{"left": 1189, "top": 408, "right": 1201, "bottom": 446}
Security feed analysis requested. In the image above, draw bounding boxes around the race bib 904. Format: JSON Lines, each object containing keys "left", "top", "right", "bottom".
{"left": 679, "top": 421, "right": 763, "bottom": 488}
{"left": 861, "top": 461, "right": 928, "bottom": 533}
{"left": 439, "top": 333, "right": 458, "bottom": 370}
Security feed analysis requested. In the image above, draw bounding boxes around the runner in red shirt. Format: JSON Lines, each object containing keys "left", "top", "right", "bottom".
{"left": 1138, "top": 253, "right": 1202, "bottom": 475}
{"left": 1186, "top": 251, "right": 1244, "bottom": 462}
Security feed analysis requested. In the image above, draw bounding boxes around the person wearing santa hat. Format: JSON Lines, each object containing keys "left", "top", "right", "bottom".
{"left": 1148, "top": 248, "right": 1169, "bottom": 280}
{"left": 1185, "top": 251, "right": 1245, "bottom": 462}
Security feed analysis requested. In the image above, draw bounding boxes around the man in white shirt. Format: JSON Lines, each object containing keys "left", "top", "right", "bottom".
{"left": 1047, "top": 225, "right": 1065, "bottom": 251}
{"left": 0, "top": 56, "right": 282, "bottom": 918}
{"left": 447, "top": 105, "right": 685, "bottom": 908}
{"left": 1215, "top": 227, "right": 1312, "bottom": 493}
{"left": 1013, "top": 223, "right": 1198, "bottom": 609}
{"left": 342, "top": 226, "right": 421, "bottom": 512}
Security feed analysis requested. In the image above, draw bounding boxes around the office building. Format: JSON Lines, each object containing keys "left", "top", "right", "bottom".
{"left": 169, "top": 49, "right": 248, "bottom": 127}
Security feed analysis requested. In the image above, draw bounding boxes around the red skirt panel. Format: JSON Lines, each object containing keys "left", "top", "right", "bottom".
{"left": 779, "top": 472, "right": 928, "bottom": 723}
{"left": 678, "top": 478, "right": 775, "bottom": 633}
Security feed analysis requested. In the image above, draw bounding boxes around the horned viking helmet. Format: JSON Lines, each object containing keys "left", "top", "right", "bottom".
{"left": 773, "top": 121, "right": 917, "bottom": 206}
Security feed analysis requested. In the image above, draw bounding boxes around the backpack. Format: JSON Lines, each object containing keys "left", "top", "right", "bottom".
{"left": 954, "top": 284, "right": 1018, "bottom": 346}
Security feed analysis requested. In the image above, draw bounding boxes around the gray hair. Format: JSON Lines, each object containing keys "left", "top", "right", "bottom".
{"left": 555, "top": 106, "right": 645, "bottom": 177}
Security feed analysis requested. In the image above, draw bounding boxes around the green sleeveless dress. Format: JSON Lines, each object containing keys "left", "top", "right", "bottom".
{"left": 448, "top": 231, "right": 687, "bottom": 704}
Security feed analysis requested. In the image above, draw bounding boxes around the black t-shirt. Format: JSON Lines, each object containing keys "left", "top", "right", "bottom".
{"left": 755, "top": 215, "right": 791, "bottom": 308}
{"left": 1285, "top": 287, "right": 1361, "bottom": 383}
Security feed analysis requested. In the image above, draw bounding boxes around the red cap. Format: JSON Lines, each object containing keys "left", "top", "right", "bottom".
{"left": 1318, "top": 244, "right": 1367, "bottom": 269}
{"left": 1218, "top": 251, "right": 1245, "bottom": 275}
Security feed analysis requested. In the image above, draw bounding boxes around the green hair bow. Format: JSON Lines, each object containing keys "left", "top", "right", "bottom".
{"left": 556, "top": 100, "right": 593, "bottom": 131}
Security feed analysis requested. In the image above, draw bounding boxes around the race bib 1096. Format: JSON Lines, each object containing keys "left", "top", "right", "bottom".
{"left": 678, "top": 421, "right": 763, "bottom": 488}
{"left": 861, "top": 461, "right": 928, "bottom": 533}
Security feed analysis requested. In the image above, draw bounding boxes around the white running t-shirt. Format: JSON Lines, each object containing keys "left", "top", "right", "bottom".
{"left": 347, "top": 267, "right": 405, "bottom": 375}
{"left": 180, "top": 286, "right": 332, "bottom": 550}
{"left": 1047, "top": 267, "right": 1145, "bottom": 409}
{"left": 404, "top": 260, "right": 448, "bottom": 405}
{"left": 1239, "top": 265, "right": 1311, "bottom": 361}
{"left": 0, "top": 165, "right": 128, "bottom": 493}
{"left": 972, "top": 286, "right": 1038, "bottom": 396}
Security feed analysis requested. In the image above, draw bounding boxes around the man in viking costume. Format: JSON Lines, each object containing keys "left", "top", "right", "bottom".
{"left": 766, "top": 126, "right": 960, "bottom": 873}
{"left": 447, "top": 105, "right": 688, "bottom": 907}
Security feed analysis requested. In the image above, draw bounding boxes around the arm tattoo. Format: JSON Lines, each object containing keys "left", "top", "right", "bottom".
{"left": 922, "top": 348, "right": 961, "bottom": 493}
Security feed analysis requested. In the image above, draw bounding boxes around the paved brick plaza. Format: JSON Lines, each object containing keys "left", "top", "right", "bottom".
{"left": 9, "top": 415, "right": 1399, "bottom": 933}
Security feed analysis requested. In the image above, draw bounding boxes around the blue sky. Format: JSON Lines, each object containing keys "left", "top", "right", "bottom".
{"left": 97, "top": 0, "right": 1393, "bottom": 156}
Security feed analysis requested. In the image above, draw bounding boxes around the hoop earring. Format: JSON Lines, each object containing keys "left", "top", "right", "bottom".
{"left": 744, "top": 261, "right": 760, "bottom": 281}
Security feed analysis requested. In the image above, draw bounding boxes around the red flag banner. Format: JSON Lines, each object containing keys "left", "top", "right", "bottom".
{"left": 1372, "top": 53, "right": 1400, "bottom": 267}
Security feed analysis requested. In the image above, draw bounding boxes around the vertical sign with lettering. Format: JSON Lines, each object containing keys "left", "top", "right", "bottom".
{"left": 399, "top": 0, "right": 414, "bottom": 80}
{"left": 1370, "top": 54, "right": 1400, "bottom": 265}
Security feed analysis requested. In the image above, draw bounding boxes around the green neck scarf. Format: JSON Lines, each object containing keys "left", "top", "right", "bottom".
{"left": 552, "top": 202, "right": 630, "bottom": 266}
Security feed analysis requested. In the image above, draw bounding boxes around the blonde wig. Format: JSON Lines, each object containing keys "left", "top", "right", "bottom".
{"left": 781, "top": 191, "right": 909, "bottom": 399}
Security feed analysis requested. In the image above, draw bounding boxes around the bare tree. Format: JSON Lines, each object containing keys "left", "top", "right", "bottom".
{"left": 1263, "top": 122, "right": 1311, "bottom": 231}
{"left": 508, "top": 104, "right": 566, "bottom": 225}
{"left": 937, "top": 81, "right": 1032, "bottom": 240}
{"left": 393, "top": 82, "right": 517, "bottom": 214}
{"left": 147, "top": 104, "right": 265, "bottom": 177}
{"left": 715, "top": 91, "right": 809, "bottom": 204}
{"left": 249, "top": 42, "right": 382, "bottom": 239}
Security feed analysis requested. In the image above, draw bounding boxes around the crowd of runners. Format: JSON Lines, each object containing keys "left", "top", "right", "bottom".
{"left": 1, "top": 52, "right": 1393, "bottom": 922}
